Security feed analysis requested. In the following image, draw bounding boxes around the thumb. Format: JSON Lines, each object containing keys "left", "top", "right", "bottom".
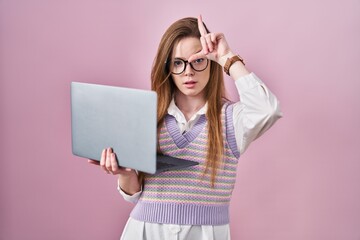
{"left": 188, "top": 51, "right": 207, "bottom": 63}
{"left": 88, "top": 159, "right": 100, "bottom": 165}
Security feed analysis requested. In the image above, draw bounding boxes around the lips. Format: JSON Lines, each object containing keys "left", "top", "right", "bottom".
{"left": 184, "top": 80, "right": 197, "bottom": 85}
{"left": 183, "top": 80, "right": 197, "bottom": 89}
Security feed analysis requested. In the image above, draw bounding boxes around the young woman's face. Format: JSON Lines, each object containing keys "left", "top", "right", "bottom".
{"left": 170, "top": 37, "right": 210, "bottom": 99}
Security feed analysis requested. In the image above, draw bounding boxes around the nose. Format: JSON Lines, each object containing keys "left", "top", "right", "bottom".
{"left": 184, "top": 61, "right": 194, "bottom": 76}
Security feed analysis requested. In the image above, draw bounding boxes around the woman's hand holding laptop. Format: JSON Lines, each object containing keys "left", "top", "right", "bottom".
{"left": 88, "top": 148, "right": 141, "bottom": 195}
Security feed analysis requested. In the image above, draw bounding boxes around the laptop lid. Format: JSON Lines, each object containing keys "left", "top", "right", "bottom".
{"left": 71, "top": 82, "right": 159, "bottom": 173}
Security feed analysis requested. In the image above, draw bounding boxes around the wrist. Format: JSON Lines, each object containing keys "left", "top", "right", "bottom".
{"left": 219, "top": 52, "right": 236, "bottom": 67}
{"left": 224, "top": 55, "right": 245, "bottom": 75}
{"left": 220, "top": 54, "right": 250, "bottom": 79}
{"left": 118, "top": 182, "right": 141, "bottom": 196}
{"left": 118, "top": 172, "right": 141, "bottom": 195}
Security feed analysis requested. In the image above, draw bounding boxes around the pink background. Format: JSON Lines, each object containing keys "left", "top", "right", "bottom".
{"left": 1, "top": 0, "right": 359, "bottom": 239}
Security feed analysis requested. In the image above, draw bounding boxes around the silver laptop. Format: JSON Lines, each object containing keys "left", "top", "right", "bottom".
{"left": 71, "top": 82, "right": 198, "bottom": 174}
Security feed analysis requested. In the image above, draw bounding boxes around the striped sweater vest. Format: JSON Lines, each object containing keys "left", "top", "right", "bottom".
{"left": 130, "top": 102, "right": 240, "bottom": 225}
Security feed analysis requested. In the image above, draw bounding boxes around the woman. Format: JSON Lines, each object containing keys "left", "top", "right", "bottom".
{"left": 90, "top": 15, "right": 282, "bottom": 239}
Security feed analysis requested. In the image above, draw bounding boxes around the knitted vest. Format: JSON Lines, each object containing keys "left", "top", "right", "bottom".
{"left": 130, "top": 102, "right": 240, "bottom": 225}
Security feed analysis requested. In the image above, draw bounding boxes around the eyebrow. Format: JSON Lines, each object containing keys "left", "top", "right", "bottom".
{"left": 173, "top": 49, "right": 202, "bottom": 60}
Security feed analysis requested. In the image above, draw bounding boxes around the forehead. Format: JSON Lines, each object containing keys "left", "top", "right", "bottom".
{"left": 172, "top": 37, "right": 201, "bottom": 59}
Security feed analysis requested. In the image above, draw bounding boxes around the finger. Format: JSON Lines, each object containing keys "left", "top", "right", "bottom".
{"left": 205, "top": 34, "right": 214, "bottom": 52}
{"left": 100, "top": 149, "right": 107, "bottom": 171}
{"left": 88, "top": 159, "right": 100, "bottom": 165}
{"left": 210, "top": 33, "right": 218, "bottom": 44}
{"left": 110, "top": 153, "right": 119, "bottom": 172}
{"left": 188, "top": 52, "right": 207, "bottom": 63}
{"left": 200, "top": 36, "right": 208, "bottom": 55}
{"left": 105, "top": 148, "right": 112, "bottom": 172}
{"left": 197, "top": 15, "right": 207, "bottom": 36}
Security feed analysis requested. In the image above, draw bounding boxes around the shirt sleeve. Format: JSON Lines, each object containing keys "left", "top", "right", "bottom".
{"left": 232, "top": 72, "right": 282, "bottom": 154}
{"left": 117, "top": 179, "right": 142, "bottom": 204}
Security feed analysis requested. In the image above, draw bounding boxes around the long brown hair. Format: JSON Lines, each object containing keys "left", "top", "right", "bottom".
{"left": 151, "top": 17, "right": 226, "bottom": 186}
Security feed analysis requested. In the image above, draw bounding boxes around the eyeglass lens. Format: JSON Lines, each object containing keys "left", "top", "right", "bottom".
{"left": 170, "top": 58, "right": 208, "bottom": 74}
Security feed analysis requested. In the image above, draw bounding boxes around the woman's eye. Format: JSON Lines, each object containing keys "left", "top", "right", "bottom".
{"left": 194, "top": 58, "right": 204, "bottom": 64}
{"left": 173, "top": 60, "right": 183, "bottom": 66}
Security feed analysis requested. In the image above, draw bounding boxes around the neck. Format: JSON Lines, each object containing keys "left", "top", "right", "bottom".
{"left": 174, "top": 91, "right": 206, "bottom": 121}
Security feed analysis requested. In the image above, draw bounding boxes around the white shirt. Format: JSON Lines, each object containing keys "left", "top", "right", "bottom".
{"left": 118, "top": 72, "right": 282, "bottom": 239}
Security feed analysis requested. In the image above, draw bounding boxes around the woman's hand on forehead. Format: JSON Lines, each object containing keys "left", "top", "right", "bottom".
{"left": 188, "top": 15, "right": 232, "bottom": 67}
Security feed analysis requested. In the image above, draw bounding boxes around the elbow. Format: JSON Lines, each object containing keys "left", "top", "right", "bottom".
{"left": 268, "top": 99, "right": 283, "bottom": 122}
{"left": 261, "top": 84, "right": 283, "bottom": 122}
{"left": 257, "top": 99, "right": 283, "bottom": 132}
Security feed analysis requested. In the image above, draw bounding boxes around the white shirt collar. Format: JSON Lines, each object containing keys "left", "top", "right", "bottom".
{"left": 167, "top": 98, "right": 207, "bottom": 124}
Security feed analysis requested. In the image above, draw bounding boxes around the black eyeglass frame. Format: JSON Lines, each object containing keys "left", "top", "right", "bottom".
{"left": 168, "top": 58, "right": 209, "bottom": 75}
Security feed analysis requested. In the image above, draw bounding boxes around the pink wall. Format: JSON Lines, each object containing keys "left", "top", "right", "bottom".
{"left": 1, "top": 0, "right": 359, "bottom": 239}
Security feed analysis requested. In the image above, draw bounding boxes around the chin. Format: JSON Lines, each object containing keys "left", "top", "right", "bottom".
{"left": 183, "top": 90, "right": 202, "bottom": 97}
{"left": 176, "top": 86, "right": 206, "bottom": 98}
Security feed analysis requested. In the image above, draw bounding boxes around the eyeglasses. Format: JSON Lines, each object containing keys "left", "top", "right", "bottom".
{"left": 169, "top": 58, "right": 209, "bottom": 75}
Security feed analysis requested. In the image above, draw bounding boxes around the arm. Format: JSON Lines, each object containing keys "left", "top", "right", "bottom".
{"left": 117, "top": 178, "right": 142, "bottom": 203}
{"left": 189, "top": 15, "right": 282, "bottom": 153}
{"left": 232, "top": 73, "right": 282, "bottom": 154}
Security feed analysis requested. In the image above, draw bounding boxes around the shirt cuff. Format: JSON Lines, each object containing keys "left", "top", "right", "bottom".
{"left": 117, "top": 181, "right": 142, "bottom": 203}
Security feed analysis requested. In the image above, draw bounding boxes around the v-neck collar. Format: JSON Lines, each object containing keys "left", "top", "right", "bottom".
{"left": 165, "top": 114, "right": 206, "bottom": 149}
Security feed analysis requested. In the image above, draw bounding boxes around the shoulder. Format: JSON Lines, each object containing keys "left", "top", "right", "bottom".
{"left": 221, "top": 99, "right": 235, "bottom": 114}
